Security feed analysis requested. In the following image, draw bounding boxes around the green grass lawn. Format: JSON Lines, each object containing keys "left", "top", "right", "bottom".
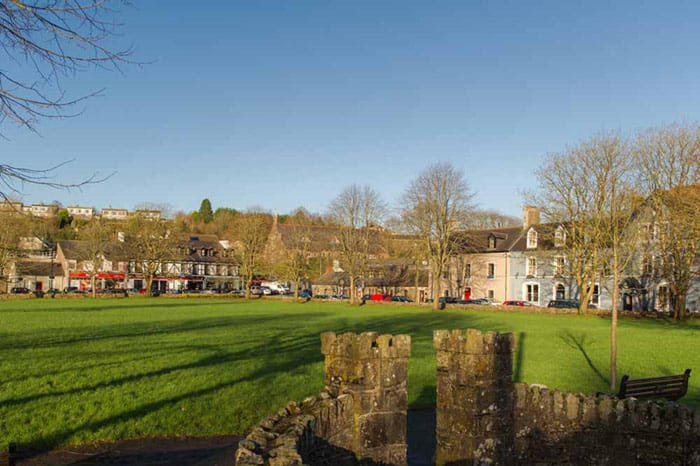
{"left": 0, "top": 297, "right": 698, "bottom": 451}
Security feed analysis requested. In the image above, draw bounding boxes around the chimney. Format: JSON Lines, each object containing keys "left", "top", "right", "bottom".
{"left": 523, "top": 206, "right": 540, "bottom": 229}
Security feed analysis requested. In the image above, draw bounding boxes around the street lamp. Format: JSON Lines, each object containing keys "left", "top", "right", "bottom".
{"left": 338, "top": 278, "right": 345, "bottom": 297}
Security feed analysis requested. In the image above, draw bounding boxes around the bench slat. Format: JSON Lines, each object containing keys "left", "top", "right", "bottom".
{"left": 616, "top": 369, "right": 691, "bottom": 401}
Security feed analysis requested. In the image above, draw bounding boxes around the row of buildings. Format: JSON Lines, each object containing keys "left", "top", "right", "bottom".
{"left": 0, "top": 202, "right": 161, "bottom": 220}
{"left": 3, "top": 206, "right": 699, "bottom": 312}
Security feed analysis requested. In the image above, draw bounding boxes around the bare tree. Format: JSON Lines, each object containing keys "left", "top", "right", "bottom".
{"left": 576, "top": 133, "right": 640, "bottom": 390}
{"left": 276, "top": 220, "right": 313, "bottom": 299}
{"left": 122, "top": 215, "right": 177, "bottom": 297}
{"left": 76, "top": 218, "right": 114, "bottom": 298}
{"left": 327, "top": 184, "right": 386, "bottom": 305}
{"left": 401, "top": 162, "right": 475, "bottom": 310}
{"left": 528, "top": 141, "right": 610, "bottom": 314}
{"left": 1, "top": 0, "right": 133, "bottom": 133}
{"left": 633, "top": 123, "right": 700, "bottom": 320}
{"left": 0, "top": 213, "right": 26, "bottom": 291}
{"left": 229, "top": 211, "right": 272, "bottom": 299}
{"left": 0, "top": 161, "right": 108, "bottom": 205}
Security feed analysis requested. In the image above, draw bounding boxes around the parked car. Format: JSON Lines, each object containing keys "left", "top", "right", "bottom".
{"left": 547, "top": 299, "right": 580, "bottom": 309}
{"left": 502, "top": 300, "right": 533, "bottom": 307}
{"left": 249, "top": 286, "right": 263, "bottom": 296}
{"left": 298, "top": 289, "right": 312, "bottom": 299}
{"left": 64, "top": 287, "right": 86, "bottom": 294}
{"left": 10, "top": 287, "right": 30, "bottom": 294}
{"left": 392, "top": 295, "right": 413, "bottom": 303}
{"left": 260, "top": 286, "right": 272, "bottom": 295}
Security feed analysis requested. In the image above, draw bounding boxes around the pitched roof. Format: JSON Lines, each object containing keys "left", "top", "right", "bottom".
{"left": 15, "top": 261, "right": 64, "bottom": 277}
{"left": 453, "top": 226, "right": 525, "bottom": 253}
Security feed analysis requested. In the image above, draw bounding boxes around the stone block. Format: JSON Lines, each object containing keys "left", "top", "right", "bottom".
{"left": 433, "top": 329, "right": 451, "bottom": 351}
{"left": 358, "top": 412, "right": 407, "bottom": 449}
{"left": 380, "top": 358, "right": 408, "bottom": 388}
{"left": 465, "top": 328, "right": 485, "bottom": 354}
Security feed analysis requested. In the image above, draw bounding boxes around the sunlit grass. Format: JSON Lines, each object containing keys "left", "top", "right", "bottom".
{"left": 0, "top": 297, "right": 697, "bottom": 450}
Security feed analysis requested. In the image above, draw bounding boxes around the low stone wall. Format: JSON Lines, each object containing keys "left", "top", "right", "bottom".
{"left": 235, "top": 332, "right": 410, "bottom": 466}
{"left": 235, "top": 391, "right": 357, "bottom": 465}
{"left": 514, "top": 383, "right": 700, "bottom": 465}
{"left": 237, "top": 328, "right": 699, "bottom": 465}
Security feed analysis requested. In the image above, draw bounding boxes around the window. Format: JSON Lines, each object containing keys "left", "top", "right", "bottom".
{"left": 657, "top": 285, "right": 670, "bottom": 310}
{"left": 465, "top": 264, "right": 471, "bottom": 278}
{"left": 641, "top": 255, "right": 654, "bottom": 276}
{"left": 527, "top": 256, "right": 537, "bottom": 277}
{"left": 196, "top": 264, "right": 205, "bottom": 275}
{"left": 554, "top": 227, "right": 566, "bottom": 247}
{"left": 591, "top": 284, "right": 600, "bottom": 305}
{"left": 526, "top": 284, "right": 539, "bottom": 303}
{"left": 555, "top": 256, "right": 565, "bottom": 275}
{"left": 527, "top": 229, "right": 538, "bottom": 249}
{"left": 555, "top": 284, "right": 566, "bottom": 300}
{"left": 488, "top": 290, "right": 494, "bottom": 299}
{"left": 488, "top": 235, "right": 496, "bottom": 249}
{"left": 487, "top": 263, "right": 495, "bottom": 279}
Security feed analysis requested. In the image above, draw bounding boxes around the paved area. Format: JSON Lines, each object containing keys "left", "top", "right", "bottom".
{"left": 3, "top": 410, "right": 436, "bottom": 465}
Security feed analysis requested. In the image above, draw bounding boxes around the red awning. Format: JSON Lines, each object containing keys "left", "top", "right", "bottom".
{"left": 69, "top": 272, "right": 126, "bottom": 279}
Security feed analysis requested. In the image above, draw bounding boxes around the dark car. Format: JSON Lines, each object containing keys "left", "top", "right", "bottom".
{"left": 10, "top": 287, "right": 30, "bottom": 294}
{"left": 392, "top": 295, "right": 413, "bottom": 303}
{"left": 547, "top": 299, "right": 579, "bottom": 309}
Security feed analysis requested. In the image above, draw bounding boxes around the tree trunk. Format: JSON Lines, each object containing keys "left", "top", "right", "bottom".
{"left": 91, "top": 274, "right": 97, "bottom": 299}
{"left": 432, "top": 266, "right": 441, "bottom": 311}
{"left": 145, "top": 273, "right": 155, "bottom": 297}
{"left": 244, "top": 273, "right": 252, "bottom": 299}
{"left": 675, "top": 293, "right": 687, "bottom": 321}
{"left": 610, "top": 271, "right": 620, "bottom": 391}
{"left": 349, "top": 275, "right": 357, "bottom": 305}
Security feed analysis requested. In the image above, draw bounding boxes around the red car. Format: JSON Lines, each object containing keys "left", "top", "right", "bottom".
{"left": 502, "top": 300, "right": 533, "bottom": 307}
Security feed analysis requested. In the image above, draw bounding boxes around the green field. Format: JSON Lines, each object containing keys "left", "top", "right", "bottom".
{"left": 0, "top": 297, "right": 698, "bottom": 450}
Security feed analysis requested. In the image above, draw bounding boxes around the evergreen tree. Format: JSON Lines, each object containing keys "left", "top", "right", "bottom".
{"left": 199, "top": 199, "right": 214, "bottom": 224}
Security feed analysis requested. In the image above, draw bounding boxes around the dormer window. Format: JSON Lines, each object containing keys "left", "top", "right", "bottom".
{"left": 554, "top": 226, "right": 566, "bottom": 247}
{"left": 527, "top": 229, "right": 538, "bottom": 249}
{"left": 488, "top": 235, "right": 496, "bottom": 249}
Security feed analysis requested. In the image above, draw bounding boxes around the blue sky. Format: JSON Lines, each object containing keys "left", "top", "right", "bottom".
{"left": 4, "top": 1, "right": 700, "bottom": 219}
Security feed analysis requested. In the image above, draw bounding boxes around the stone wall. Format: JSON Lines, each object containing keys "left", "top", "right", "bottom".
{"left": 434, "top": 329, "right": 516, "bottom": 465}
{"left": 514, "top": 383, "right": 700, "bottom": 465}
{"left": 237, "top": 328, "right": 699, "bottom": 465}
{"left": 235, "top": 332, "right": 411, "bottom": 466}
{"left": 434, "top": 328, "right": 700, "bottom": 466}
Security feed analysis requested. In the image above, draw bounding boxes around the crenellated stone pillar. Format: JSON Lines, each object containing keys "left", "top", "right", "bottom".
{"left": 321, "top": 331, "right": 411, "bottom": 465}
{"left": 434, "top": 329, "right": 516, "bottom": 465}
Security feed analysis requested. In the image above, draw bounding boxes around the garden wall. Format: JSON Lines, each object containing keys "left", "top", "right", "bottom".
{"left": 235, "top": 332, "right": 410, "bottom": 466}
{"left": 435, "top": 328, "right": 700, "bottom": 465}
{"left": 236, "top": 329, "right": 699, "bottom": 465}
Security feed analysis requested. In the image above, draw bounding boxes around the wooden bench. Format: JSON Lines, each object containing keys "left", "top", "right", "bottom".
{"left": 604, "top": 369, "right": 691, "bottom": 401}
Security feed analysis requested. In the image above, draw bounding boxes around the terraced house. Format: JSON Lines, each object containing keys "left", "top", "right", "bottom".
{"left": 447, "top": 206, "right": 700, "bottom": 312}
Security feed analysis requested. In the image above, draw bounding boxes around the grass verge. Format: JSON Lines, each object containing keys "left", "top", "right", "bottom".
{"left": 0, "top": 297, "right": 697, "bottom": 450}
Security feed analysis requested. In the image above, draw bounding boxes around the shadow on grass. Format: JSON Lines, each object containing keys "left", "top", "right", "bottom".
{"left": 559, "top": 330, "right": 609, "bottom": 387}
{"left": 11, "top": 328, "right": 325, "bottom": 458}
{"left": 0, "top": 298, "right": 244, "bottom": 314}
{"left": 0, "top": 312, "right": 292, "bottom": 351}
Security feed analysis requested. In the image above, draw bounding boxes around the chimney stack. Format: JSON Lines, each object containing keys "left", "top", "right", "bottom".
{"left": 523, "top": 206, "right": 540, "bottom": 229}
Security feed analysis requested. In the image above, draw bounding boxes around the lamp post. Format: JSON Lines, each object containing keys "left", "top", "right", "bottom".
{"left": 338, "top": 278, "right": 345, "bottom": 297}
